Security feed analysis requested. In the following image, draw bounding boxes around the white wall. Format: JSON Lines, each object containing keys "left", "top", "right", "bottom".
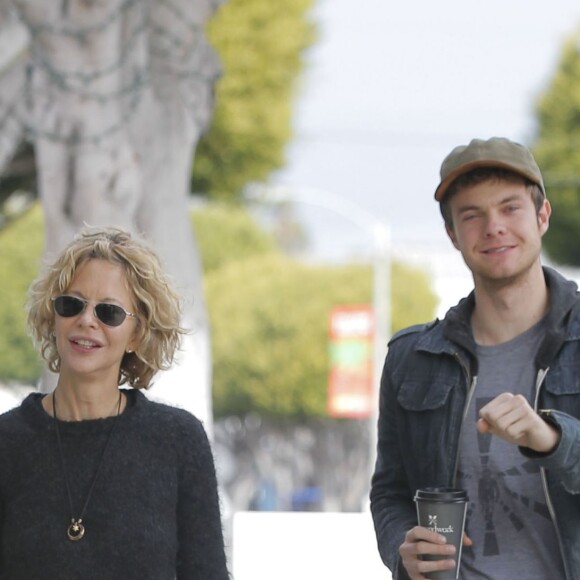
{"left": 232, "top": 511, "right": 391, "bottom": 580}
{"left": 0, "top": 384, "right": 33, "bottom": 415}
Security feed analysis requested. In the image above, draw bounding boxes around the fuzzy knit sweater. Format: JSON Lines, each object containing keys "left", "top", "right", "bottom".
{"left": 0, "top": 390, "right": 230, "bottom": 580}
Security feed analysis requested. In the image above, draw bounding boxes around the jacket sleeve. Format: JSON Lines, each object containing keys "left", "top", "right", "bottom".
{"left": 520, "top": 410, "right": 580, "bottom": 493}
{"left": 176, "top": 417, "right": 231, "bottom": 580}
{"left": 370, "top": 352, "right": 415, "bottom": 580}
{"left": 0, "top": 496, "right": 3, "bottom": 574}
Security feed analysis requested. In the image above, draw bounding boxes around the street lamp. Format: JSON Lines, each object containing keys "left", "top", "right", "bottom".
{"left": 244, "top": 183, "right": 391, "bottom": 487}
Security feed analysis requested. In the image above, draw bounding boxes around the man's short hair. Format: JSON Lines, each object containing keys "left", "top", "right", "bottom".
{"left": 439, "top": 167, "right": 545, "bottom": 229}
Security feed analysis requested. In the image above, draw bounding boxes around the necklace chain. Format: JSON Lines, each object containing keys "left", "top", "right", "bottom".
{"left": 53, "top": 390, "right": 122, "bottom": 541}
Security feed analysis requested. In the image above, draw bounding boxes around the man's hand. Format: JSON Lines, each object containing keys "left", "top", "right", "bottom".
{"left": 399, "top": 526, "right": 472, "bottom": 580}
{"left": 477, "top": 393, "right": 560, "bottom": 453}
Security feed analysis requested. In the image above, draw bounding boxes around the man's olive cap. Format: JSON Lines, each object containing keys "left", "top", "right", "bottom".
{"left": 434, "top": 137, "right": 546, "bottom": 201}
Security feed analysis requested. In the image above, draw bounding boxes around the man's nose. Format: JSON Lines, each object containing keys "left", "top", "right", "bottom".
{"left": 484, "top": 213, "right": 506, "bottom": 236}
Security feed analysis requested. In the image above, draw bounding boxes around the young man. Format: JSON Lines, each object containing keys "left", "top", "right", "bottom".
{"left": 370, "top": 137, "right": 580, "bottom": 580}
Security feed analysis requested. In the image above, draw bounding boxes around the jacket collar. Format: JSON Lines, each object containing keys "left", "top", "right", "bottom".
{"left": 439, "top": 266, "right": 580, "bottom": 369}
{"left": 536, "top": 267, "right": 580, "bottom": 368}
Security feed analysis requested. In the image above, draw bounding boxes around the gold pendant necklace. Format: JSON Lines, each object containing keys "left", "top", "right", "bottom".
{"left": 68, "top": 519, "right": 85, "bottom": 541}
{"left": 53, "top": 390, "right": 122, "bottom": 541}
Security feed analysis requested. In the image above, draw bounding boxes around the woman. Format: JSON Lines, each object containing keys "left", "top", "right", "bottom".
{"left": 0, "top": 227, "right": 230, "bottom": 579}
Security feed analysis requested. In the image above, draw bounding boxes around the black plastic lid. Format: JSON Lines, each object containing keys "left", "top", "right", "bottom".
{"left": 414, "top": 487, "right": 468, "bottom": 502}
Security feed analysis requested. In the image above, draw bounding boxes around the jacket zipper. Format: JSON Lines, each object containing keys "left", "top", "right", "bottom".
{"left": 534, "top": 367, "right": 570, "bottom": 580}
{"left": 451, "top": 353, "right": 477, "bottom": 486}
{"left": 450, "top": 362, "right": 570, "bottom": 578}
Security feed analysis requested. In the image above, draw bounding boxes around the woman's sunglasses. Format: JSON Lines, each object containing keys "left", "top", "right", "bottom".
{"left": 52, "top": 295, "right": 137, "bottom": 327}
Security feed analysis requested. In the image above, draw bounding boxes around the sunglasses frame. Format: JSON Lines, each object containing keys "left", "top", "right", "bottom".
{"left": 52, "top": 295, "right": 137, "bottom": 327}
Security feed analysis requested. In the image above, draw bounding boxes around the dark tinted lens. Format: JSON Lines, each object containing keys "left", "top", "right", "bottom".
{"left": 54, "top": 296, "right": 85, "bottom": 317}
{"left": 94, "top": 303, "right": 126, "bottom": 327}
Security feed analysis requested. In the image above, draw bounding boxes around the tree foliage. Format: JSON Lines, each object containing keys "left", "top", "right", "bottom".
{"left": 190, "top": 201, "right": 276, "bottom": 273}
{"left": 1, "top": 202, "right": 438, "bottom": 421}
{"left": 0, "top": 202, "right": 277, "bottom": 384}
{"left": 206, "top": 255, "right": 437, "bottom": 417}
{"left": 192, "top": 0, "right": 316, "bottom": 199}
{"left": 533, "top": 30, "right": 580, "bottom": 265}
{"left": 0, "top": 204, "right": 44, "bottom": 383}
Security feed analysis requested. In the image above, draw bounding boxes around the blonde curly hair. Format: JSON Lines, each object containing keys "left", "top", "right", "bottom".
{"left": 27, "top": 227, "right": 187, "bottom": 388}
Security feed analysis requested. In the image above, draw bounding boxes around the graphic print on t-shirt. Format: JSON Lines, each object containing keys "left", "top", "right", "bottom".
{"left": 456, "top": 319, "right": 565, "bottom": 578}
{"left": 465, "top": 396, "right": 550, "bottom": 558}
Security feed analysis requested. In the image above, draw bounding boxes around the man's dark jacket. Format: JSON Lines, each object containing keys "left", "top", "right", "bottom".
{"left": 370, "top": 267, "right": 580, "bottom": 580}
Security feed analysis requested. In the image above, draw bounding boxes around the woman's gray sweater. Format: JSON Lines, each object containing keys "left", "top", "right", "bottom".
{"left": 0, "top": 390, "right": 229, "bottom": 580}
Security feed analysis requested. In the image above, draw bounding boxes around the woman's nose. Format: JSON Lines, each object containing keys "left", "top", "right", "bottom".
{"left": 77, "top": 304, "right": 99, "bottom": 326}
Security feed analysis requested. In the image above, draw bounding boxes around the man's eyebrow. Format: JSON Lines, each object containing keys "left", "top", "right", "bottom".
{"left": 455, "top": 203, "right": 481, "bottom": 215}
{"left": 456, "top": 193, "right": 525, "bottom": 214}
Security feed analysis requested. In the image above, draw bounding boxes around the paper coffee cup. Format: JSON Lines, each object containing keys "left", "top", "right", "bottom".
{"left": 414, "top": 487, "right": 468, "bottom": 580}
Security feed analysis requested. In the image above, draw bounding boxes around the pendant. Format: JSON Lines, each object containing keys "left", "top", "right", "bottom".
{"left": 67, "top": 518, "right": 85, "bottom": 541}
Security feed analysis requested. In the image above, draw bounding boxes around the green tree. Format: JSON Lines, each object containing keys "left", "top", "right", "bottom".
{"left": 192, "top": 0, "right": 316, "bottom": 199}
{"left": 533, "top": 30, "right": 580, "bottom": 265}
{"left": 0, "top": 202, "right": 278, "bottom": 383}
{"left": 0, "top": 204, "right": 44, "bottom": 383}
{"left": 1, "top": 202, "right": 438, "bottom": 421}
{"left": 191, "top": 201, "right": 277, "bottom": 273}
{"left": 206, "top": 254, "right": 437, "bottom": 417}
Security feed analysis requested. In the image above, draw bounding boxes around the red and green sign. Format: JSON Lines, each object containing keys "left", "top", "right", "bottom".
{"left": 328, "top": 305, "right": 374, "bottom": 418}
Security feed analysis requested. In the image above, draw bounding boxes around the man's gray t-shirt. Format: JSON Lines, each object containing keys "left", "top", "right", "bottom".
{"left": 456, "top": 318, "right": 565, "bottom": 579}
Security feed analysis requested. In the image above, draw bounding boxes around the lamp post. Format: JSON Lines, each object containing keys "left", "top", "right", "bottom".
{"left": 245, "top": 183, "right": 391, "bottom": 488}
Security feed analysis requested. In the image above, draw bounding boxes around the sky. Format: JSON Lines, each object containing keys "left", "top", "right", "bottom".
{"left": 272, "top": 0, "right": 580, "bottom": 269}
{"left": 239, "top": 1, "right": 580, "bottom": 547}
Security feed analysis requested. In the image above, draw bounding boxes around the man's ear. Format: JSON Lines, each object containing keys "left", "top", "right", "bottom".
{"left": 538, "top": 198, "right": 551, "bottom": 237}
{"left": 446, "top": 224, "right": 460, "bottom": 250}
